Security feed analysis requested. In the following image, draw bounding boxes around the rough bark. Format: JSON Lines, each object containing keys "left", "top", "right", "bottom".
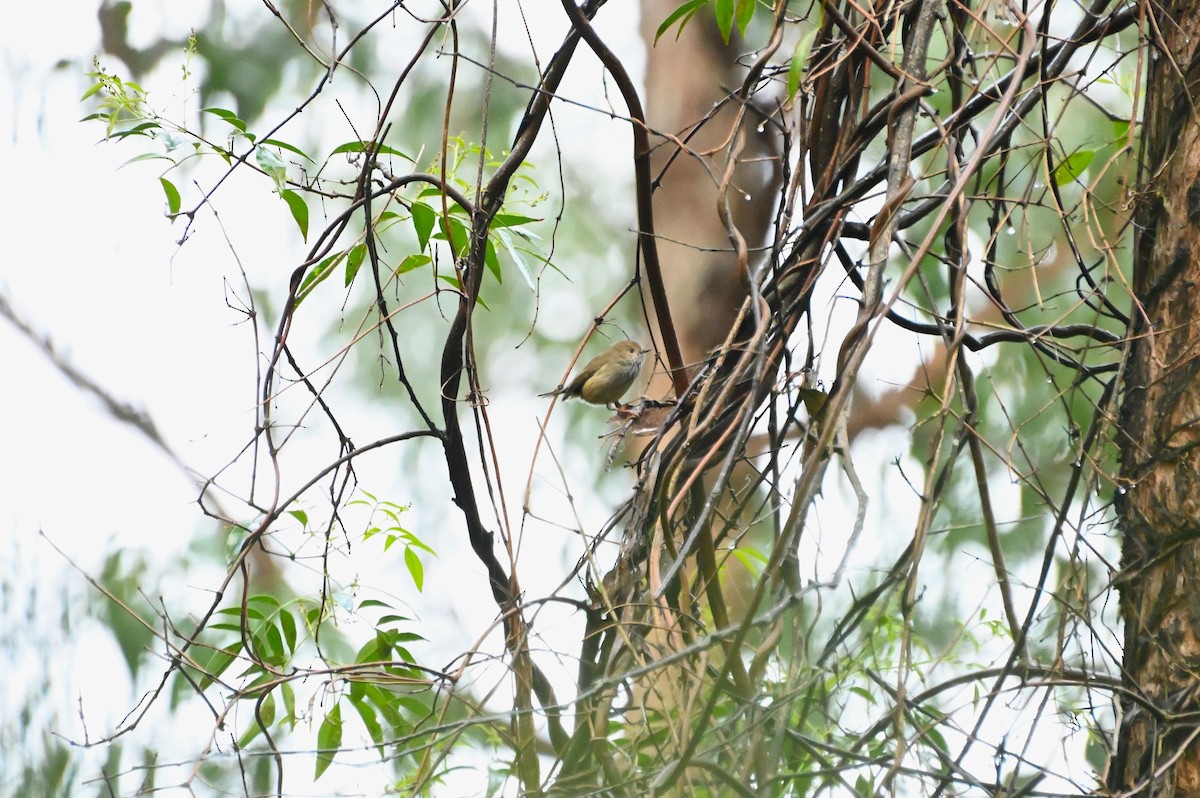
{"left": 638, "top": 0, "right": 779, "bottom": 370}
{"left": 1112, "top": 1, "right": 1200, "bottom": 791}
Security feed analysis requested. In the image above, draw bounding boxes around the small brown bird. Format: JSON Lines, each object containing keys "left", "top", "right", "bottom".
{"left": 542, "top": 339, "right": 649, "bottom": 407}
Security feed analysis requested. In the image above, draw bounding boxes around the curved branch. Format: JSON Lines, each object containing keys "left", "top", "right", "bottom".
{"left": 558, "top": 0, "right": 689, "bottom": 400}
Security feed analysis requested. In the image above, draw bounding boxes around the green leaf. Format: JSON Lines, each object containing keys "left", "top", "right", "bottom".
{"left": 404, "top": 547, "right": 424, "bottom": 592}
{"left": 437, "top": 275, "right": 490, "bottom": 311}
{"left": 380, "top": 505, "right": 407, "bottom": 524}
{"left": 654, "top": 0, "right": 707, "bottom": 44}
{"left": 715, "top": 0, "right": 734, "bottom": 42}
{"left": 120, "top": 153, "right": 173, "bottom": 168}
{"left": 1053, "top": 150, "right": 1095, "bottom": 186}
{"left": 315, "top": 703, "right": 343, "bottom": 780}
{"left": 216, "top": 606, "right": 258, "bottom": 621}
{"left": 348, "top": 695, "right": 385, "bottom": 756}
{"left": 255, "top": 621, "right": 286, "bottom": 666}
{"left": 411, "top": 202, "right": 436, "bottom": 252}
{"left": 730, "top": 546, "right": 767, "bottom": 575}
{"left": 238, "top": 693, "right": 276, "bottom": 748}
{"left": 850, "top": 685, "right": 876, "bottom": 704}
{"left": 209, "top": 622, "right": 243, "bottom": 633}
{"left": 248, "top": 594, "right": 281, "bottom": 610}
{"left": 418, "top": 186, "right": 464, "bottom": 202}
{"left": 202, "top": 106, "right": 247, "bottom": 133}
{"left": 280, "top": 189, "right": 309, "bottom": 242}
{"left": 281, "top": 681, "right": 297, "bottom": 729}
{"left": 159, "top": 177, "right": 181, "bottom": 215}
{"left": 395, "top": 695, "right": 428, "bottom": 716}
{"left": 364, "top": 684, "right": 410, "bottom": 736}
{"left": 297, "top": 252, "right": 343, "bottom": 303}
{"left": 401, "top": 533, "right": 436, "bottom": 556}
{"left": 496, "top": 230, "right": 536, "bottom": 291}
{"left": 288, "top": 508, "right": 309, "bottom": 526}
{"left": 112, "top": 121, "right": 161, "bottom": 140}
{"left": 487, "top": 764, "right": 509, "bottom": 798}
{"left": 345, "top": 243, "right": 367, "bottom": 287}
{"left": 330, "top": 140, "right": 412, "bottom": 160}
{"left": 484, "top": 240, "right": 502, "bottom": 284}
{"left": 280, "top": 609, "right": 297, "bottom": 654}
{"left": 358, "top": 599, "right": 393, "bottom": 610}
{"left": 261, "top": 138, "right": 313, "bottom": 162}
{"left": 80, "top": 81, "right": 105, "bottom": 102}
{"left": 198, "top": 642, "right": 242, "bottom": 690}
{"left": 257, "top": 146, "right": 288, "bottom": 189}
{"left": 395, "top": 253, "right": 431, "bottom": 277}
{"left": 787, "top": 28, "right": 817, "bottom": 101}
{"left": 735, "top": 0, "right": 754, "bottom": 34}
{"left": 490, "top": 213, "right": 539, "bottom": 229}
{"left": 355, "top": 637, "right": 383, "bottom": 664}
{"left": 436, "top": 216, "right": 471, "bottom": 258}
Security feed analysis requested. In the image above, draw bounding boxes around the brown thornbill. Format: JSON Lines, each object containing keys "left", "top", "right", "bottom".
{"left": 541, "top": 339, "right": 649, "bottom": 407}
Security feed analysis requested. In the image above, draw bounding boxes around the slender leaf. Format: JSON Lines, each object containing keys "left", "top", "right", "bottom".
{"left": 496, "top": 229, "right": 536, "bottom": 291}
{"left": 261, "top": 138, "right": 313, "bottom": 162}
{"left": 435, "top": 216, "right": 471, "bottom": 258}
{"left": 315, "top": 704, "right": 343, "bottom": 780}
{"left": 345, "top": 243, "right": 367, "bottom": 286}
{"left": 484, "top": 240, "right": 502, "bottom": 284}
{"left": 348, "top": 695, "right": 385, "bottom": 756}
{"left": 788, "top": 28, "right": 817, "bottom": 101}
{"left": 330, "top": 140, "right": 412, "bottom": 160}
{"left": 159, "top": 177, "right": 181, "bottom": 215}
{"left": 395, "top": 253, "right": 431, "bottom": 277}
{"left": 297, "top": 253, "right": 343, "bottom": 303}
{"left": 654, "top": 0, "right": 708, "bottom": 44}
{"left": 281, "top": 681, "right": 297, "bottom": 729}
{"left": 1054, "top": 150, "right": 1095, "bottom": 186}
{"left": 257, "top": 147, "right": 288, "bottom": 189}
{"left": 120, "top": 153, "right": 173, "bottom": 168}
{"left": 201, "top": 106, "right": 247, "bottom": 133}
{"left": 411, "top": 202, "right": 435, "bottom": 251}
{"left": 490, "top": 213, "right": 540, "bottom": 229}
{"left": 237, "top": 693, "right": 276, "bottom": 748}
{"left": 280, "top": 189, "right": 309, "bottom": 242}
{"left": 404, "top": 547, "right": 424, "bottom": 592}
{"left": 197, "top": 642, "right": 242, "bottom": 690}
{"left": 735, "top": 0, "right": 754, "bottom": 34}
{"left": 715, "top": 0, "right": 735, "bottom": 42}
{"left": 280, "top": 609, "right": 297, "bottom": 654}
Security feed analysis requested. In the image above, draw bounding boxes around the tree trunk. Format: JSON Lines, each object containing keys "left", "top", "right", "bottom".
{"left": 1112, "top": 2, "right": 1200, "bottom": 791}
{"left": 638, "top": 0, "right": 779, "bottom": 370}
